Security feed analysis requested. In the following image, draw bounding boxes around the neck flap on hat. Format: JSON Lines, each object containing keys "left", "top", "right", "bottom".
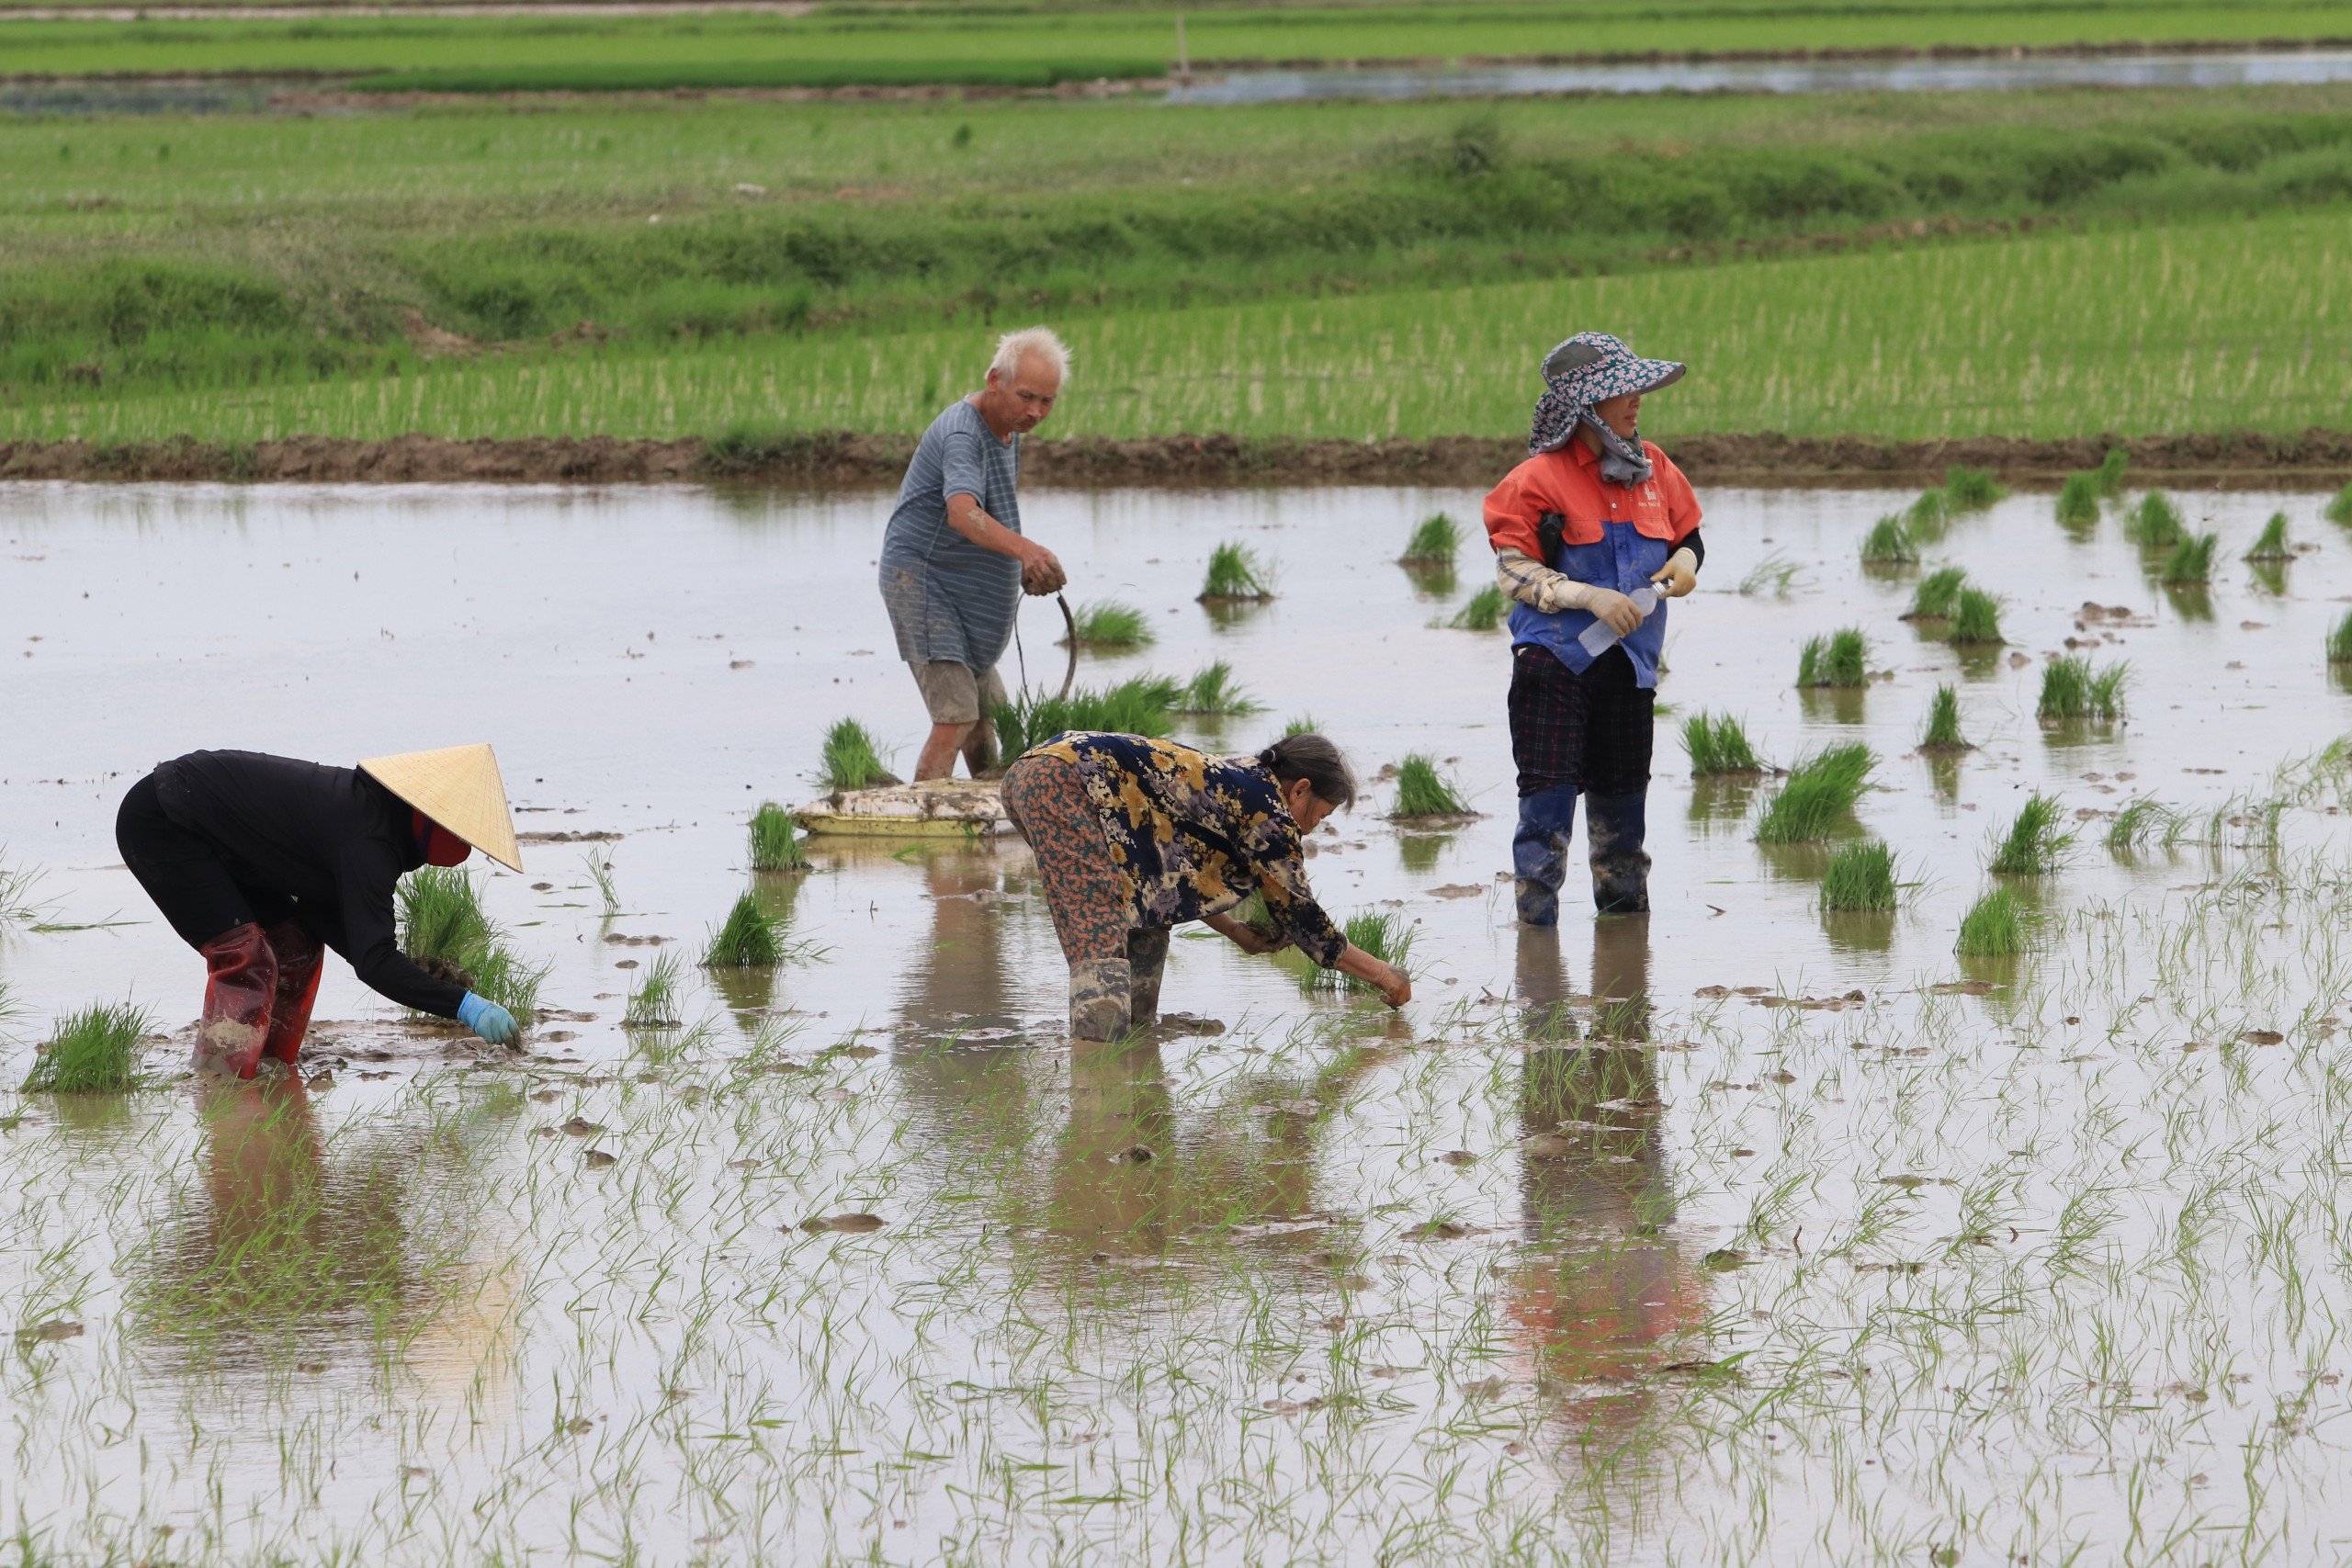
{"left": 1531, "top": 392, "right": 1654, "bottom": 486}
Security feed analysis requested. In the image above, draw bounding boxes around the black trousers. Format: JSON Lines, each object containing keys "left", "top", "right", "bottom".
{"left": 116, "top": 773, "right": 297, "bottom": 951}
{"left": 1507, "top": 644, "right": 1656, "bottom": 798}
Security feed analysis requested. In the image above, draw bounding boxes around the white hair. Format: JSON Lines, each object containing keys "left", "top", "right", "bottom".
{"left": 989, "top": 325, "right": 1069, "bottom": 383}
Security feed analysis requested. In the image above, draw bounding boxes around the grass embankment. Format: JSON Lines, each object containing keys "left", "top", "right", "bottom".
{"left": 5, "top": 87, "right": 2352, "bottom": 444}
{"left": 6, "top": 0, "right": 2350, "bottom": 84}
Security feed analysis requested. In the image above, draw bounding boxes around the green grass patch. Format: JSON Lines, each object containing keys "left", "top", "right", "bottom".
{"left": 749, "top": 801, "right": 807, "bottom": 873}
{"left": 1950, "top": 586, "right": 2004, "bottom": 645}
{"left": 1907, "top": 566, "right": 1967, "bottom": 620}
{"left": 1399, "top": 513, "right": 1461, "bottom": 567}
{"left": 1860, "top": 515, "right": 1918, "bottom": 566}
{"left": 2244, "top": 511, "right": 2292, "bottom": 561}
{"left": 1198, "top": 542, "right": 1275, "bottom": 602}
{"left": 1174, "top": 660, "right": 1263, "bottom": 716}
{"left": 2038, "top": 656, "right": 2129, "bottom": 720}
{"left": 704, "top": 890, "right": 787, "bottom": 968}
{"left": 1941, "top": 465, "right": 2007, "bottom": 512}
{"left": 20, "top": 1001, "right": 152, "bottom": 1093}
{"left": 1064, "top": 600, "right": 1155, "bottom": 651}
{"left": 397, "top": 866, "right": 547, "bottom": 1020}
{"left": 1919, "top": 683, "right": 1970, "bottom": 750}
{"left": 1796, "top": 628, "right": 1868, "bottom": 688}
{"left": 992, "top": 676, "right": 1178, "bottom": 759}
{"left": 1754, "top": 743, "right": 1875, "bottom": 844}
{"left": 1390, "top": 754, "right": 1467, "bottom": 819}
{"left": 1987, "top": 792, "right": 2073, "bottom": 874}
{"left": 1303, "top": 910, "right": 1415, "bottom": 996}
{"left": 1681, "top": 711, "right": 1765, "bottom": 776}
{"left": 2161, "top": 531, "right": 2219, "bottom": 583}
{"left": 1955, "top": 886, "right": 2029, "bottom": 956}
{"left": 819, "top": 718, "right": 893, "bottom": 793}
{"left": 1448, "top": 584, "right": 1509, "bottom": 631}
{"left": 2054, "top": 471, "right": 2102, "bottom": 526}
{"left": 2125, "top": 491, "right": 2188, "bottom": 549}
{"left": 1819, "top": 841, "right": 1898, "bottom": 912}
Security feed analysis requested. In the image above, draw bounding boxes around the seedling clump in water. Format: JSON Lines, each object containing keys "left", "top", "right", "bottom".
{"left": 2244, "top": 512, "right": 2291, "bottom": 561}
{"left": 1919, "top": 684, "right": 1970, "bottom": 751}
{"left": 1447, "top": 584, "right": 1507, "bottom": 630}
{"left": 1681, "top": 711, "right": 1764, "bottom": 775}
{"left": 1906, "top": 567, "right": 1966, "bottom": 620}
{"left": 1987, "top": 793, "right": 2073, "bottom": 875}
{"left": 1950, "top": 587, "right": 2004, "bottom": 645}
{"left": 1197, "top": 541, "right": 1274, "bottom": 602}
{"left": 992, "top": 677, "right": 1176, "bottom": 757}
{"left": 2054, "top": 472, "right": 2100, "bottom": 526}
{"left": 1795, "top": 628, "right": 1868, "bottom": 687}
{"left": 1174, "top": 660, "right": 1263, "bottom": 716}
{"left": 1941, "top": 466, "right": 2006, "bottom": 512}
{"left": 2124, "top": 491, "right": 2186, "bottom": 549}
{"left": 2326, "top": 481, "right": 2352, "bottom": 525}
{"left": 1819, "top": 841, "right": 1897, "bottom": 911}
{"left": 1397, "top": 513, "right": 1460, "bottom": 566}
{"left": 748, "top": 802, "right": 807, "bottom": 872}
{"left": 624, "top": 950, "right": 683, "bottom": 1028}
{"left": 1389, "top": 754, "right": 1467, "bottom": 818}
{"left": 1859, "top": 516, "right": 1917, "bottom": 565}
{"left": 1304, "top": 911, "right": 1414, "bottom": 994}
{"left": 21, "top": 1001, "right": 151, "bottom": 1092}
{"left": 704, "top": 891, "right": 787, "bottom": 968}
{"left": 1062, "top": 600, "right": 1154, "bottom": 650}
{"left": 2329, "top": 612, "right": 2352, "bottom": 666}
{"left": 1955, "top": 886, "right": 2028, "bottom": 955}
{"left": 1754, "top": 744, "right": 1874, "bottom": 843}
{"left": 398, "top": 867, "right": 545, "bottom": 1019}
{"left": 2038, "top": 657, "right": 2128, "bottom": 721}
{"left": 2161, "top": 532, "right": 2218, "bottom": 584}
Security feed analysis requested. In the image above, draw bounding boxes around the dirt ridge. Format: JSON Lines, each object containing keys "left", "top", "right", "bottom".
{"left": 4, "top": 429, "right": 2349, "bottom": 490}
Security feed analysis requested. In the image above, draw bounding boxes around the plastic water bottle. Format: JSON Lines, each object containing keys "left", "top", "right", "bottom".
{"left": 1576, "top": 584, "right": 1661, "bottom": 656}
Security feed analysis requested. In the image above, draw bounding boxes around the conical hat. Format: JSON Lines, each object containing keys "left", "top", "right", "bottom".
{"left": 358, "top": 743, "right": 524, "bottom": 873}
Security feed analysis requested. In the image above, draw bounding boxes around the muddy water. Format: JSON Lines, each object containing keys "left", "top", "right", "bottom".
{"left": 2, "top": 478, "right": 2349, "bottom": 1562}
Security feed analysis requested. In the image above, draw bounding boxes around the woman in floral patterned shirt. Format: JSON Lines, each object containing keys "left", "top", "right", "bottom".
{"left": 1001, "top": 731, "right": 1413, "bottom": 1040}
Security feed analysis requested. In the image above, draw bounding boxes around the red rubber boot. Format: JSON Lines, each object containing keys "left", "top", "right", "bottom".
{"left": 194, "top": 922, "right": 277, "bottom": 1080}
{"left": 260, "top": 920, "right": 324, "bottom": 1068}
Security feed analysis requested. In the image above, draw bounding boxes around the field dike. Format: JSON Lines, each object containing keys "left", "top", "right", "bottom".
{"left": 5, "top": 428, "right": 2351, "bottom": 488}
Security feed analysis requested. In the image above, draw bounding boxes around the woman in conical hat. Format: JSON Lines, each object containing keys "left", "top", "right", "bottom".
{"left": 113, "top": 744, "right": 526, "bottom": 1077}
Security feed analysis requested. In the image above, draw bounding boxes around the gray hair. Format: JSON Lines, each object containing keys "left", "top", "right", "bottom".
{"left": 990, "top": 325, "right": 1070, "bottom": 383}
{"left": 1256, "top": 732, "right": 1358, "bottom": 812}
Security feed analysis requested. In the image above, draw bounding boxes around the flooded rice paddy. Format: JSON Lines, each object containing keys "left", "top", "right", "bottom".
{"left": 5, "top": 477, "right": 2352, "bottom": 1562}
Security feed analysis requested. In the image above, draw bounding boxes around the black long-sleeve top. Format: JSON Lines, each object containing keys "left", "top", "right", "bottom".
{"left": 152, "top": 750, "right": 468, "bottom": 1017}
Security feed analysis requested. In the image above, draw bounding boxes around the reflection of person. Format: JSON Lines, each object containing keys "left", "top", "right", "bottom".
{"left": 114, "top": 745, "right": 526, "bottom": 1077}
{"left": 1484, "top": 332, "right": 1707, "bottom": 925}
{"left": 999, "top": 732, "right": 1410, "bottom": 1040}
{"left": 877, "top": 327, "right": 1072, "bottom": 783}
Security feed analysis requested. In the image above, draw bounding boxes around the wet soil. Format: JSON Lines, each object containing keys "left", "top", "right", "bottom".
{"left": 6, "top": 427, "right": 2348, "bottom": 490}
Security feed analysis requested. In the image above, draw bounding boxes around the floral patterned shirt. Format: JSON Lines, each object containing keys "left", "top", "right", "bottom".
{"left": 1027, "top": 732, "right": 1349, "bottom": 967}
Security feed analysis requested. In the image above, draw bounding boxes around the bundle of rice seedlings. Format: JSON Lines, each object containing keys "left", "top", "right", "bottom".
{"left": 1819, "top": 841, "right": 1897, "bottom": 912}
{"left": 1283, "top": 715, "right": 1319, "bottom": 738}
{"left": 2092, "top": 448, "right": 2130, "bottom": 495}
{"left": 1795, "top": 628, "right": 1868, "bottom": 688}
{"left": 1950, "top": 587, "right": 2004, "bottom": 645}
{"left": 1918, "top": 684, "right": 1970, "bottom": 751}
{"left": 1197, "top": 541, "right": 1275, "bottom": 602}
{"left": 2106, "top": 795, "right": 2180, "bottom": 852}
{"left": 584, "top": 846, "right": 621, "bottom": 916}
{"left": 21, "top": 1001, "right": 152, "bottom": 1092}
{"left": 819, "top": 719, "right": 893, "bottom": 792}
{"left": 398, "top": 866, "right": 548, "bottom": 1020}
{"left": 991, "top": 675, "right": 1178, "bottom": 757}
{"left": 1681, "top": 711, "right": 1764, "bottom": 775}
{"left": 1303, "top": 911, "right": 1416, "bottom": 994}
{"left": 1905, "top": 490, "right": 1951, "bottom": 530}
{"left": 1906, "top": 567, "right": 1966, "bottom": 620}
{"left": 704, "top": 891, "right": 786, "bottom": 967}
{"left": 1447, "top": 584, "right": 1508, "bottom": 630}
{"left": 2327, "top": 482, "right": 2352, "bottom": 525}
{"left": 0, "top": 851, "right": 48, "bottom": 931}
{"left": 749, "top": 802, "right": 807, "bottom": 872}
{"left": 2054, "top": 472, "right": 2101, "bottom": 526}
{"left": 2243, "top": 512, "right": 2292, "bottom": 562}
{"left": 1398, "top": 513, "right": 1461, "bottom": 566}
{"left": 624, "top": 951, "right": 683, "bottom": 1028}
{"left": 1987, "top": 793, "right": 2073, "bottom": 874}
{"left": 1860, "top": 516, "right": 1917, "bottom": 565}
{"left": 1943, "top": 466, "right": 2007, "bottom": 512}
{"left": 2124, "top": 491, "right": 2186, "bottom": 549}
{"left": 1390, "top": 754, "right": 1467, "bottom": 818}
{"left": 2161, "top": 532, "right": 2218, "bottom": 584}
{"left": 1174, "top": 660, "right": 1263, "bottom": 716}
{"left": 1062, "top": 600, "right": 1155, "bottom": 650}
{"left": 2038, "top": 657, "right": 2129, "bottom": 721}
{"left": 1955, "top": 888, "right": 2028, "bottom": 956}
{"left": 1753, "top": 744, "right": 1875, "bottom": 843}
{"left": 2329, "top": 611, "right": 2352, "bottom": 665}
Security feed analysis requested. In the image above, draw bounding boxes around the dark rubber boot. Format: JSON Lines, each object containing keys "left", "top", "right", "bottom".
{"left": 195, "top": 921, "right": 277, "bottom": 1080}
{"left": 1125, "top": 929, "right": 1170, "bottom": 1030}
{"left": 1511, "top": 784, "right": 1581, "bottom": 927}
{"left": 260, "top": 920, "right": 324, "bottom": 1067}
{"left": 1069, "top": 957, "right": 1133, "bottom": 1043}
{"left": 1585, "top": 789, "right": 1652, "bottom": 914}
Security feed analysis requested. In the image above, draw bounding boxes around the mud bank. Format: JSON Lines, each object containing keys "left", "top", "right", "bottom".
{"left": 5, "top": 429, "right": 2349, "bottom": 489}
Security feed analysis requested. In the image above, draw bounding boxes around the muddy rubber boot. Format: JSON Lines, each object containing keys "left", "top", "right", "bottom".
{"left": 1585, "top": 788, "right": 1652, "bottom": 915}
{"left": 194, "top": 921, "right": 277, "bottom": 1080}
{"left": 1068, "top": 956, "right": 1133, "bottom": 1043}
{"left": 1125, "top": 930, "right": 1170, "bottom": 1031}
{"left": 259, "top": 920, "right": 325, "bottom": 1068}
{"left": 1511, "top": 784, "right": 1580, "bottom": 928}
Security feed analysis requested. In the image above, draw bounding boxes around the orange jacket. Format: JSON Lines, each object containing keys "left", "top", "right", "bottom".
{"left": 1483, "top": 439, "right": 1702, "bottom": 562}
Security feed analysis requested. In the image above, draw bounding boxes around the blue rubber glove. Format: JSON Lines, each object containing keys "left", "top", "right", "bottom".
{"left": 457, "top": 991, "right": 518, "bottom": 1045}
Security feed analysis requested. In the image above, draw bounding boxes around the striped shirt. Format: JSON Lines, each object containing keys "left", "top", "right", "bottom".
{"left": 877, "top": 400, "right": 1024, "bottom": 670}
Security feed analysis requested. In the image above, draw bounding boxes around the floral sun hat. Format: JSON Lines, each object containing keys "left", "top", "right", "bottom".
{"left": 1529, "top": 332, "right": 1688, "bottom": 457}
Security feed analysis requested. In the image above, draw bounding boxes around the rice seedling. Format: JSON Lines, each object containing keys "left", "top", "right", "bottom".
{"left": 1955, "top": 886, "right": 2028, "bottom": 956}
{"left": 1859, "top": 515, "right": 1917, "bottom": 566}
{"left": 1303, "top": 910, "right": 1415, "bottom": 994}
{"left": 2106, "top": 794, "right": 2183, "bottom": 852}
{"left": 1446, "top": 584, "right": 1507, "bottom": 630}
{"left": 1680, "top": 711, "right": 1764, "bottom": 775}
{"left": 704, "top": 890, "right": 786, "bottom": 967}
{"left": 2327, "top": 482, "right": 2352, "bottom": 525}
{"left": 1061, "top": 600, "right": 1155, "bottom": 651}
{"left": 1282, "top": 714, "right": 1319, "bottom": 737}
{"left": 623, "top": 950, "right": 683, "bottom": 1028}
{"left": 1906, "top": 566, "right": 1966, "bottom": 619}
{"left": 2091, "top": 447, "right": 2130, "bottom": 495}
{"left": 1736, "top": 552, "right": 1810, "bottom": 596}
{"left": 0, "top": 851, "right": 46, "bottom": 930}
{"left": 991, "top": 675, "right": 1177, "bottom": 757}
{"left": 1197, "top": 541, "right": 1274, "bottom": 602}
{"left": 1389, "top": 754, "right": 1467, "bottom": 818}
{"left": 2039, "top": 657, "right": 2129, "bottom": 720}
{"left": 1819, "top": 840, "right": 1897, "bottom": 912}
{"left": 397, "top": 866, "right": 547, "bottom": 1019}
{"left": 1987, "top": 792, "right": 2073, "bottom": 874}
{"left": 583, "top": 845, "right": 621, "bottom": 916}
{"left": 1397, "top": 512, "right": 1460, "bottom": 566}
{"left": 749, "top": 802, "right": 807, "bottom": 872}
{"left": 1904, "top": 490, "right": 1951, "bottom": 532}
{"left": 19, "top": 1001, "right": 152, "bottom": 1092}
{"left": 1918, "top": 683, "right": 1970, "bottom": 750}
{"left": 1173, "top": 660, "right": 1263, "bottom": 716}
{"left": 1950, "top": 586, "right": 2004, "bottom": 645}
{"left": 2244, "top": 512, "right": 2292, "bottom": 561}
{"left": 1795, "top": 628, "right": 1868, "bottom": 688}
{"left": 2161, "top": 532, "right": 2218, "bottom": 584}
{"left": 1942, "top": 466, "right": 2007, "bottom": 511}
{"left": 1753, "top": 743, "right": 1874, "bottom": 843}
{"left": 2124, "top": 491, "right": 2187, "bottom": 549}
{"left": 818, "top": 718, "right": 893, "bottom": 792}
{"left": 2329, "top": 611, "right": 2352, "bottom": 665}
{"left": 2054, "top": 471, "right": 2101, "bottom": 526}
